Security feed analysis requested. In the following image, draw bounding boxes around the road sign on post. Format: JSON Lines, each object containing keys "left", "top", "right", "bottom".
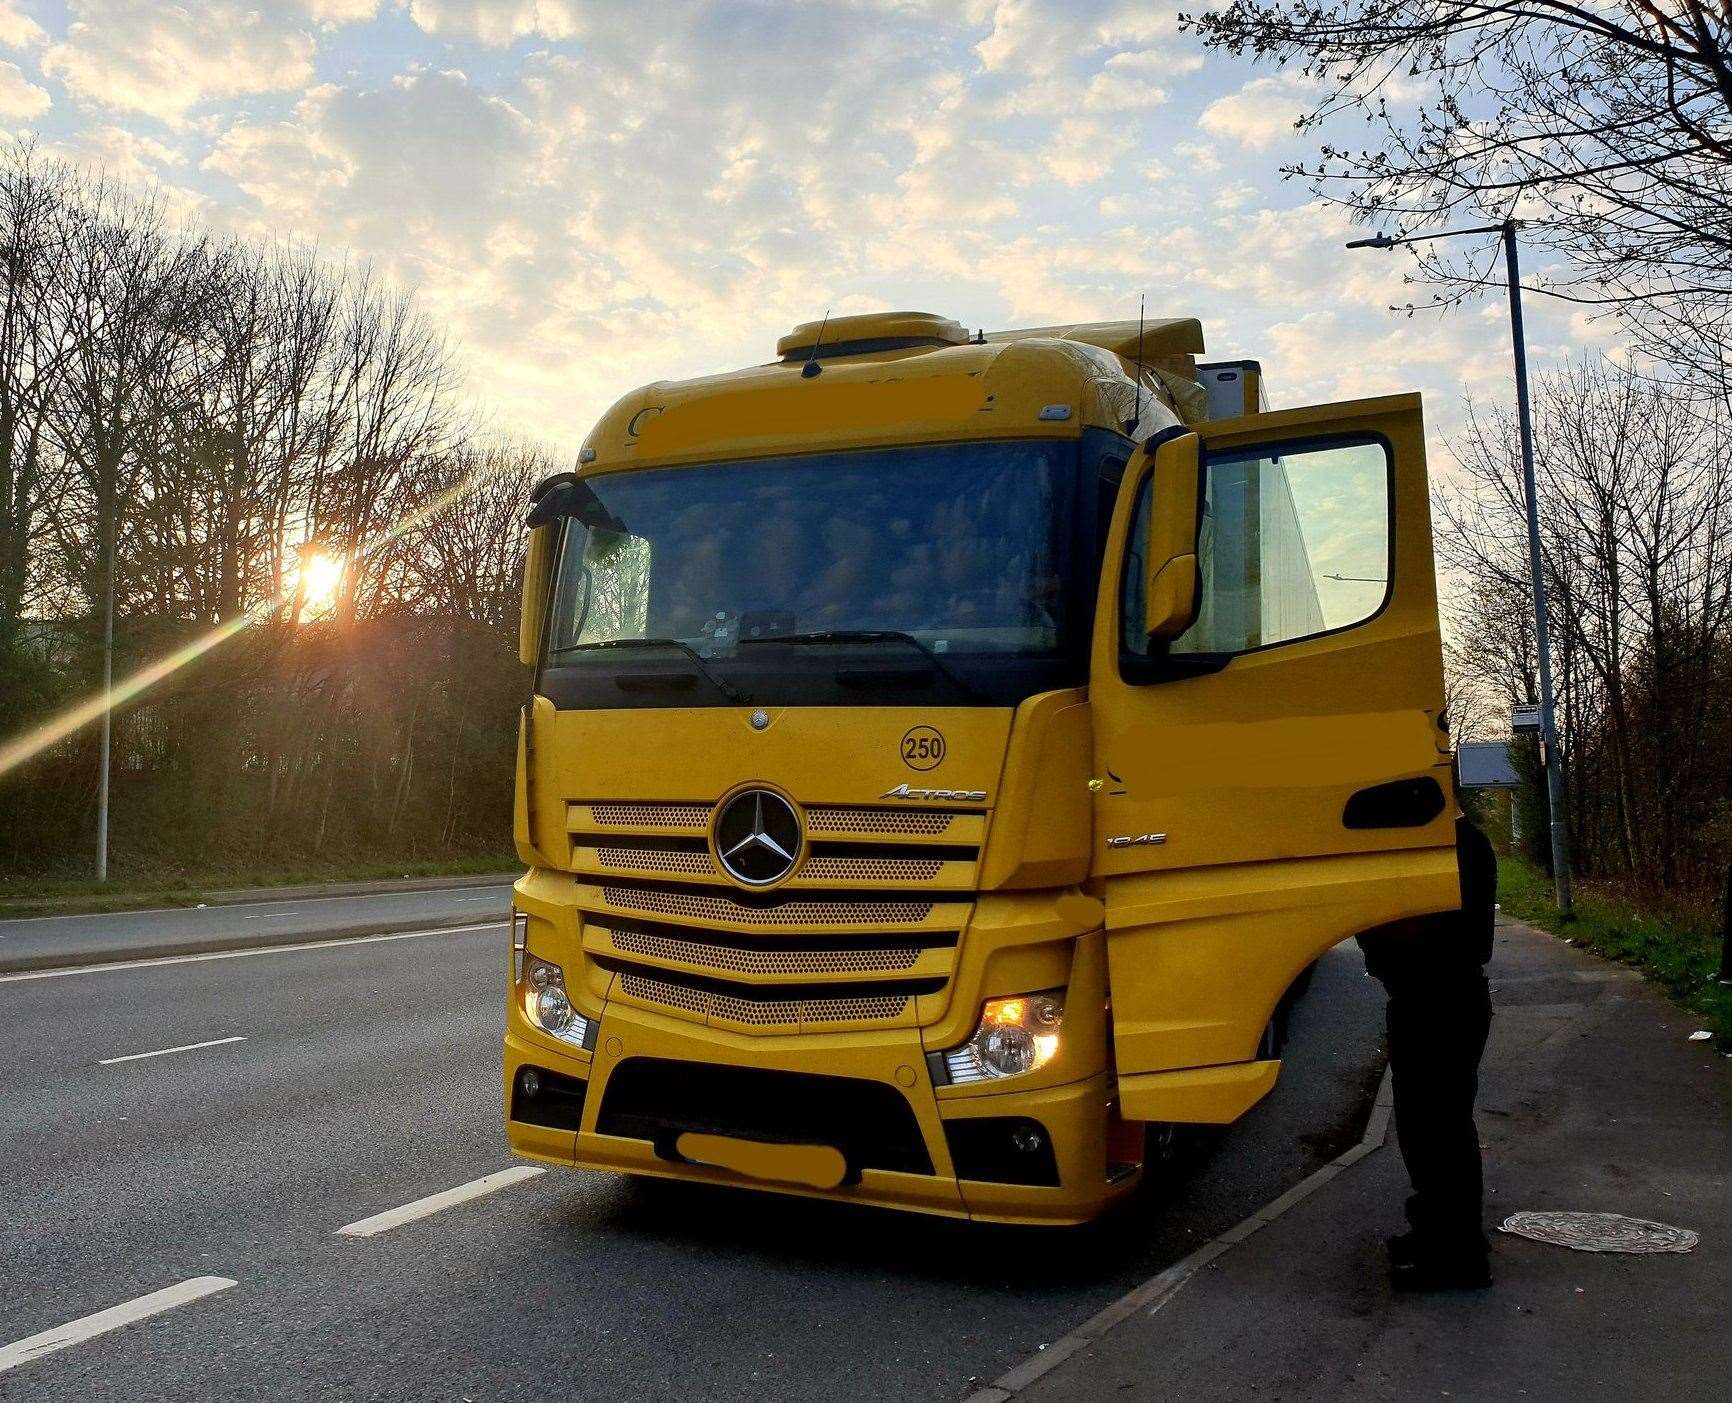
{"left": 1511, "top": 703, "right": 1541, "bottom": 734}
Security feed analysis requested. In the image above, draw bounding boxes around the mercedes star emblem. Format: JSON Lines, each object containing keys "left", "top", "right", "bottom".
{"left": 713, "top": 789, "right": 802, "bottom": 886}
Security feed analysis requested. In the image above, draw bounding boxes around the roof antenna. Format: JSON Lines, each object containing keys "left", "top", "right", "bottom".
{"left": 801, "top": 309, "right": 830, "bottom": 379}
{"left": 1127, "top": 293, "right": 1145, "bottom": 433}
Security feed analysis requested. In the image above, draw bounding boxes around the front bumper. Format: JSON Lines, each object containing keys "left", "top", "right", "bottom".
{"left": 505, "top": 999, "right": 1134, "bottom": 1226}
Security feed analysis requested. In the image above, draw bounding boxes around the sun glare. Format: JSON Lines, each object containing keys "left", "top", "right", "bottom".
{"left": 298, "top": 550, "right": 344, "bottom": 618}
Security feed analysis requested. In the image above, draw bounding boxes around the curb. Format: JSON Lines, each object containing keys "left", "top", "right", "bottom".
{"left": 0, "top": 913, "right": 507, "bottom": 975}
{"left": 963, "top": 1065, "right": 1397, "bottom": 1403}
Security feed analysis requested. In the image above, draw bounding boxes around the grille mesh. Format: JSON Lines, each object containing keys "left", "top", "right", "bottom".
{"left": 600, "top": 884, "right": 935, "bottom": 926}
{"left": 607, "top": 926, "right": 926, "bottom": 976}
{"left": 802, "top": 855, "right": 944, "bottom": 882}
{"left": 807, "top": 806, "right": 958, "bottom": 836}
{"left": 587, "top": 802, "right": 709, "bottom": 828}
{"left": 618, "top": 970, "right": 909, "bottom": 1026}
{"left": 594, "top": 846, "right": 716, "bottom": 876}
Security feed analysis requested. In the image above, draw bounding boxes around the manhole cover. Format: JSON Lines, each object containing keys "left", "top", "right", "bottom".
{"left": 1500, "top": 1211, "right": 1698, "bottom": 1254}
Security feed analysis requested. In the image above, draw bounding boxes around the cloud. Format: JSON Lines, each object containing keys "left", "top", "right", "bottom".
{"left": 404, "top": 0, "right": 583, "bottom": 45}
{"left": 1198, "top": 75, "right": 1316, "bottom": 150}
{"left": 47, "top": 123, "right": 184, "bottom": 178}
{"left": 1170, "top": 139, "right": 1219, "bottom": 172}
{"left": 207, "top": 69, "right": 535, "bottom": 249}
{"left": 0, "top": 58, "right": 47, "bottom": 120}
{"left": 1039, "top": 117, "right": 1131, "bottom": 187}
{"left": 0, "top": 1, "right": 42, "bottom": 48}
{"left": 42, "top": 1, "right": 319, "bottom": 122}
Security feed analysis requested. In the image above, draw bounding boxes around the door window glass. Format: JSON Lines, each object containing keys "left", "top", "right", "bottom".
{"left": 1123, "top": 436, "right": 1390, "bottom": 658}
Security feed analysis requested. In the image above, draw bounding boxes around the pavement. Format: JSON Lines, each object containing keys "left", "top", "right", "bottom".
{"left": 980, "top": 917, "right": 1732, "bottom": 1403}
{"left": 0, "top": 877, "right": 517, "bottom": 971}
{"left": 0, "top": 897, "right": 1389, "bottom": 1400}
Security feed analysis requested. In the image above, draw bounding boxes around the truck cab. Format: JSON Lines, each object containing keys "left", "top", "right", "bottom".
{"left": 506, "top": 311, "right": 1458, "bottom": 1224}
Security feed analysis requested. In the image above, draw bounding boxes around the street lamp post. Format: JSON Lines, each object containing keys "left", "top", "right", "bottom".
{"left": 96, "top": 516, "right": 114, "bottom": 883}
{"left": 1348, "top": 219, "right": 1574, "bottom": 914}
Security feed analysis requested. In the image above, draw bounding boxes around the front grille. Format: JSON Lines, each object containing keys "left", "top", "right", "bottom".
{"left": 586, "top": 846, "right": 948, "bottom": 885}
{"left": 597, "top": 1057, "right": 933, "bottom": 1176}
{"left": 607, "top": 925, "right": 931, "bottom": 977}
{"left": 589, "top": 801, "right": 710, "bottom": 828}
{"left": 597, "top": 845, "right": 717, "bottom": 876}
{"left": 574, "top": 794, "right": 985, "bottom": 1033}
{"left": 600, "top": 883, "right": 938, "bottom": 927}
{"left": 615, "top": 969, "right": 920, "bottom": 1028}
{"left": 801, "top": 854, "right": 943, "bottom": 882}
{"left": 807, "top": 806, "right": 958, "bottom": 836}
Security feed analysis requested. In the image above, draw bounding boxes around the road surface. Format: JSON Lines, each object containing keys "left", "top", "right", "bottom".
{"left": 0, "top": 881, "right": 516, "bottom": 971}
{"left": 0, "top": 914, "right": 1386, "bottom": 1400}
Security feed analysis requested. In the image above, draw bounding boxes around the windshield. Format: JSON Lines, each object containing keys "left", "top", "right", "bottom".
{"left": 539, "top": 439, "right": 1097, "bottom": 709}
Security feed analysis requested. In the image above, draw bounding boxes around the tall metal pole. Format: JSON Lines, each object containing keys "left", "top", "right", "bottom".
{"left": 96, "top": 516, "right": 114, "bottom": 883}
{"left": 1503, "top": 222, "right": 1573, "bottom": 914}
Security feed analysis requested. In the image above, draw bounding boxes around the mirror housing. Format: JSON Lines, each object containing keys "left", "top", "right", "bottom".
{"left": 1142, "top": 430, "right": 1203, "bottom": 640}
{"left": 519, "top": 524, "right": 555, "bottom": 667}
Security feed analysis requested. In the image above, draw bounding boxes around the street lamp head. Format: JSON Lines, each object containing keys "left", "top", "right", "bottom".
{"left": 1345, "top": 233, "right": 1399, "bottom": 250}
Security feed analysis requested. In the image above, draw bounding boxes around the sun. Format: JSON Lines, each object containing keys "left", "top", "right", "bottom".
{"left": 296, "top": 550, "right": 344, "bottom": 618}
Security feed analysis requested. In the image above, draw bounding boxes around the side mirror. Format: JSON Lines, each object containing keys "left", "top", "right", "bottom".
{"left": 519, "top": 524, "right": 555, "bottom": 667}
{"left": 525, "top": 473, "right": 624, "bottom": 533}
{"left": 1143, "top": 431, "right": 1202, "bottom": 640}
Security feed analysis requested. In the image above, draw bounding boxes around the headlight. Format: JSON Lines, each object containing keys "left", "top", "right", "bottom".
{"left": 519, "top": 954, "right": 594, "bottom": 1049}
{"left": 943, "top": 992, "right": 1064, "bottom": 1083}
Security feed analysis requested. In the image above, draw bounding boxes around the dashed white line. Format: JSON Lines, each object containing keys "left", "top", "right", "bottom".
{"left": 99, "top": 1035, "right": 248, "bottom": 1066}
{"left": 336, "top": 1166, "right": 546, "bottom": 1238}
{"left": 0, "top": 1276, "right": 237, "bottom": 1375}
{"left": 242, "top": 911, "right": 299, "bottom": 919}
{"left": 0, "top": 921, "right": 506, "bottom": 984}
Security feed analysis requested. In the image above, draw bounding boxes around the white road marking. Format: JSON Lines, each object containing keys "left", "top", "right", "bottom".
{"left": 242, "top": 911, "right": 299, "bottom": 919}
{"left": 0, "top": 1276, "right": 237, "bottom": 1375}
{"left": 99, "top": 1035, "right": 248, "bottom": 1066}
{"left": 0, "top": 921, "right": 506, "bottom": 984}
{"left": 336, "top": 1166, "right": 546, "bottom": 1238}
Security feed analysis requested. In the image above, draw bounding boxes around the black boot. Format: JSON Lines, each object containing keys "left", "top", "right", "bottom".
{"left": 1387, "top": 1234, "right": 1492, "bottom": 1290}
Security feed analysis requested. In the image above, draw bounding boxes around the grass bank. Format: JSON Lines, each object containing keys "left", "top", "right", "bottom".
{"left": 0, "top": 851, "right": 519, "bottom": 918}
{"left": 1498, "top": 857, "right": 1732, "bottom": 1049}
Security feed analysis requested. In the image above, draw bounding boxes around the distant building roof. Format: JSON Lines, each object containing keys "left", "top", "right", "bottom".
{"left": 1458, "top": 741, "right": 1520, "bottom": 788}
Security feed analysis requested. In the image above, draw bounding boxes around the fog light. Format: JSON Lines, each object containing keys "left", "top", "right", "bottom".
{"left": 943, "top": 991, "right": 1065, "bottom": 1084}
{"left": 1009, "top": 1124, "right": 1044, "bottom": 1154}
{"left": 519, "top": 954, "right": 594, "bottom": 1049}
{"left": 520, "top": 1068, "right": 541, "bottom": 1098}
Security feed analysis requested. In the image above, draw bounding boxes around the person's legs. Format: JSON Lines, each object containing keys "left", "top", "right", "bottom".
{"left": 1388, "top": 969, "right": 1492, "bottom": 1256}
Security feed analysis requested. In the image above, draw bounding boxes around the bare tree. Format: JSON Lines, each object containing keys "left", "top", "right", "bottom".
{"left": 1181, "top": 3, "right": 1732, "bottom": 395}
{"left": 1440, "top": 356, "right": 1732, "bottom": 888}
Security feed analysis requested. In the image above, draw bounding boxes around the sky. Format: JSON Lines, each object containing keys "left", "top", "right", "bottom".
{"left": 0, "top": 0, "right": 1612, "bottom": 457}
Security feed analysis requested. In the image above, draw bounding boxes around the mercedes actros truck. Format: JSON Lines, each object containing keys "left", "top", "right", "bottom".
{"left": 505, "top": 310, "right": 1459, "bottom": 1224}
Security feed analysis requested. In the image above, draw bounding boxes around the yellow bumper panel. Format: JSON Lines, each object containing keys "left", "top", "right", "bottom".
{"left": 1117, "top": 1058, "right": 1280, "bottom": 1125}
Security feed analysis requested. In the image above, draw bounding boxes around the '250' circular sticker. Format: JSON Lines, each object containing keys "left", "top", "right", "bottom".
{"left": 900, "top": 726, "right": 945, "bottom": 771}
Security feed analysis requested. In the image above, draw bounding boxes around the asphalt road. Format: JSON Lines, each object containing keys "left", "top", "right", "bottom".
{"left": 0, "top": 882, "right": 516, "bottom": 971}
{"left": 0, "top": 916, "right": 1387, "bottom": 1401}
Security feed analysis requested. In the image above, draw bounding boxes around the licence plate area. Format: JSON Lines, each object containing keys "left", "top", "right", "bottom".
{"left": 674, "top": 1133, "right": 848, "bottom": 1190}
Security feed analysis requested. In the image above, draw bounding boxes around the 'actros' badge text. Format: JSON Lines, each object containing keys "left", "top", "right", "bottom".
{"left": 881, "top": 783, "right": 986, "bottom": 802}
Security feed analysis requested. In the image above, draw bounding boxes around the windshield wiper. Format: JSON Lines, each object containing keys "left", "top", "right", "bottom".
{"left": 558, "top": 637, "right": 745, "bottom": 704}
{"left": 738, "top": 629, "right": 988, "bottom": 703}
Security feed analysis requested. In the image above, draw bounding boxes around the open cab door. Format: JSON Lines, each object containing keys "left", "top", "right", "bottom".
{"left": 1090, "top": 396, "right": 1459, "bottom": 1126}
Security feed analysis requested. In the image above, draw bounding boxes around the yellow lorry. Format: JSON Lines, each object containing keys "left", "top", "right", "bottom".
{"left": 506, "top": 311, "right": 1459, "bottom": 1224}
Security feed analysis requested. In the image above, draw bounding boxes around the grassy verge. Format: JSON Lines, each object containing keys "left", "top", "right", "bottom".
{"left": 0, "top": 852, "right": 519, "bottom": 918}
{"left": 1498, "top": 856, "right": 1732, "bottom": 1049}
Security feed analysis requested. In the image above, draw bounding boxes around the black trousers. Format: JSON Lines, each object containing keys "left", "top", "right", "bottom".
{"left": 1381, "top": 964, "right": 1493, "bottom": 1253}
